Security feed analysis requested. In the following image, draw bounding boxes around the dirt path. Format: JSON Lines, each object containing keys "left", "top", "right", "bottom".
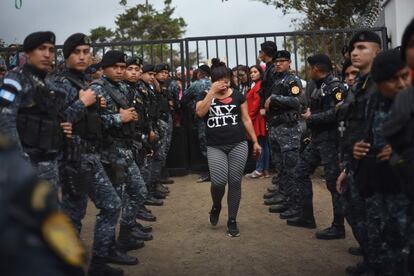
{"left": 81, "top": 174, "right": 360, "bottom": 276}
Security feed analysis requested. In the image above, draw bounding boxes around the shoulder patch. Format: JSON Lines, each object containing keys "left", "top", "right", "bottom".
{"left": 335, "top": 92, "right": 342, "bottom": 101}
{"left": 291, "top": 86, "right": 300, "bottom": 95}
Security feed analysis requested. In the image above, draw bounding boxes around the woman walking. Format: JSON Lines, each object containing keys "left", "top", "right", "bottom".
{"left": 196, "top": 59, "right": 261, "bottom": 237}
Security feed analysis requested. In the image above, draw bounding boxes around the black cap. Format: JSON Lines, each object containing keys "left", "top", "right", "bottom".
{"left": 126, "top": 57, "right": 142, "bottom": 67}
{"left": 63, "top": 33, "right": 91, "bottom": 59}
{"left": 307, "top": 54, "right": 332, "bottom": 67}
{"left": 260, "top": 41, "right": 278, "bottom": 58}
{"left": 23, "top": 31, "right": 55, "bottom": 53}
{"left": 349, "top": 31, "right": 382, "bottom": 51}
{"left": 85, "top": 63, "right": 101, "bottom": 74}
{"left": 275, "top": 50, "right": 291, "bottom": 60}
{"left": 155, "top": 63, "right": 170, "bottom": 73}
{"left": 401, "top": 18, "right": 414, "bottom": 61}
{"left": 371, "top": 49, "right": 406, "bottom": 83}
{"left": 142, "top": 64, "right": 155, "bottom": 73}
{"left": 198, "top": 64, "right": 211, "bottom": 75}
{"left": 100, "top": 50, "right": 126, "bottom": 68}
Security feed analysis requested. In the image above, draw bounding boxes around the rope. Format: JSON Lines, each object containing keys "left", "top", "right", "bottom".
{"left": 15, "top": 0, "right": 22, "bottom": 9}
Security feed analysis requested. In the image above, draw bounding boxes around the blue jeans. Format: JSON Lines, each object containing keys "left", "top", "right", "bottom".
{"left": 256, "top": 136, "right": 270, "bottom": 173}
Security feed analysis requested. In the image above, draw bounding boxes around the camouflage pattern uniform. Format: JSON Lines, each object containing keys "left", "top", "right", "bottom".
{"left": 296, "top": 74, "right": 345, "bottom": 225}
{"left": 337, "top": 74, "right": 377, "bottom": 262}
{"left": 51, "top": 69, "right": 122, "bottom": 258}
{"left": 357, "top": 92, "right": 409, "bottom": 274}
{"left": 267, "top": 72, "right": 303, "bottom": 207}
{"left": 383, "top": 85, "right": 414, "bottom": 274}
{"left": 0, "top": 64, "right": 66, "bottom": 191}
{"left": 91, "top": 76, "right": 147, "bottom": 228}
{"left": 181, "top": 76, "right": 212, "bottom": 157}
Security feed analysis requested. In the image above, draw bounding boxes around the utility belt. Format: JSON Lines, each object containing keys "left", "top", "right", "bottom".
{"left": 269, "top": 111, "right": 298, "bottom": 128}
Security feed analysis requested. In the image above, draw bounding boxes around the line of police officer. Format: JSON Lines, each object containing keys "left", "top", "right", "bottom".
{"left": 0, "top": 31, "right": 178, "bottom": 276}
{"left": 259, "top": 19, "right": 414, "bottom": 276}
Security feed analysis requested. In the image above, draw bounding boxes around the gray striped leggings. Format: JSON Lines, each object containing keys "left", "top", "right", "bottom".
{"left": 207, "top": 141, "right": 248, "bottom": 220}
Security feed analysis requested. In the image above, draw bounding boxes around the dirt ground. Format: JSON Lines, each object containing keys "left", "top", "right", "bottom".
{"left": 81, "top": 174, "right": 360, "bottom": 276}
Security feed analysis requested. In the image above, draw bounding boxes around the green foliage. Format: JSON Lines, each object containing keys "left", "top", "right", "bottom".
{"left": 89, "top": 26, "right": 115, "bottom": 43}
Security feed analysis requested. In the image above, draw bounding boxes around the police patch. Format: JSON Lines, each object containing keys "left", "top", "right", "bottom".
{"left": 291, "top": 86, "right": 300, "bottom": 95}
{"left": 335, "top": 92, "right": 342, "bottom": 101}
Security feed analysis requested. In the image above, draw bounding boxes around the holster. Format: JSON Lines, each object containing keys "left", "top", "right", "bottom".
{"left": 102, "top": 162, "right": 126, "bottom": 187}
{"left": 61, "top": 164, "right": 93, "bottom": 197}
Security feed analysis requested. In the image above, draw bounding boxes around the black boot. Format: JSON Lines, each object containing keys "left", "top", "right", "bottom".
{"left": 268, "top": 203, "right": 289, "bottom": 213}
{"left": 264, "top": 194, "right": 285, "bottom": 205}
{"left": 145, "top": 196, "right": 164, "bottom": 206}
{"left": 315, "top": 224, "right": 345, "bottom": 240}
{"left": 88, "top": 256, "right": 124, "bottom": 276}
{"left": 117, "top": 225, "right": 145, "bottom": 252}
{"left": 156, "top": 183, "right": 170, "bottom": 194}
{"left": 263, "top": 190, "right": 278, "bottom": 199}
{"left": 286, "top": 202, "right": 316, "bottom": 229}
{"left": 280, "top": 205, "right": 300, "bottom": 219}
{"left": 160, "top": 177, "right": 174, "bottom": 185}
{"left": 348, "top": 247, "right": 362, "bottom": 256}
{"left": 136, "top": 208, "right": 157, "bottom": 222}
{"left": 130, "top": 223, "right": 153, "bottom": 241}
{"left": 105, "top": 248, "right": 139, "bottom": 265}
{"left": 136, "top": 222, "right": 152, "bottom": 233}
{"left": 267, "top": 184, "right": 278, "bottom": 193}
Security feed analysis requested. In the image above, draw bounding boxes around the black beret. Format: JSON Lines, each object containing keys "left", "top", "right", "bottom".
{"left": 401, "top": 18, "right": 414, "bottom": 61}
{"left": 349, "top": 31, "right": 381, "bottom": 50}
{"left": 63, "top": 33, "right": 91, "bottom": 59}
{"left": 260, "top": 41, "right": 278, "bottom": 58}
{"left": 198, "top": 64, "right": 211, "bottom": 75}
{"left": 371, "top": 49, "right": 406, "bottom": 83}
{"left": 275, "top": 50, "right": 291, "bottom": 60}
{"left": 142, "top": 64, "right": 155, "bottom": 73}
{"left": 23, "top": 31, "right": 55, "bottom": 53}
{"left": 307, "top": 54, "right": 332, "bottom": 67}
{"left": 155, "top": 63, "right": 170, "bottom": 73}
{"left": 126, "top": 57, "right": 142, "bottom": 67}
{"left": 100, "top": 50, "right": 126, "bottom": 68}
{"left": 85, "top": 63, "right": 101, "bottom": 74}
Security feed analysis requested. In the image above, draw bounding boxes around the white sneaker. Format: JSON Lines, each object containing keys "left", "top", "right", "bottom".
{"left": 245, "top": 170, "right": 263, "bottom": 179}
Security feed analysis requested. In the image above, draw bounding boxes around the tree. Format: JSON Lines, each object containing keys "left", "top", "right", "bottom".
{"left": 89, "top": 26, "right": 115, "bottom": 43}
{"left": 114, "top": 0, "right": 186, "bottom": 41}
{"left": 223, "top": 0, "right": 381, "bottom": 30}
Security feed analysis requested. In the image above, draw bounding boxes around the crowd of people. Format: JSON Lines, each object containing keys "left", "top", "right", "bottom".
{"left": 0, "top": 16, "right": 414, "bottom": 276}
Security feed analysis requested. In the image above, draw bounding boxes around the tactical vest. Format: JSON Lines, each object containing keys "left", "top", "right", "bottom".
{"left": 17, "top": 69, "right": 64, "bottom": 152}
{"left": 60, "top": 72, "right": 102, "bottom": 142}
{"left": 129, "top": 83, "right": 149, "bottom": 139}
{"left": 157, "top": 81, "right": 171, "bottom": 121}
{"left": 94, "top": 79, "right": 135, "bottom": 140}
{"left": 309, "top": 77, "right": 341, "bottom": 133}
{"left": 268, "top": 74, "right": 300, "bottom": 126}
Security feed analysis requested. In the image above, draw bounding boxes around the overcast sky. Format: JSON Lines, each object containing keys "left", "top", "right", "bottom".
{"left": 0, "top": 0, "right": 302, "bottom": 44}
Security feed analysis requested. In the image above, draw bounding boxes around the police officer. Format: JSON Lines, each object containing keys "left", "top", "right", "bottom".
{"left": 124, "top": 57, "right": 157, "bottom": 222}
{"left": 136, "top": 64, "right": 165, "bottom": 205}
{"left": 181, "top": 64, "right": 212, "bottom": 182}
{"left": 0, "top": 31, "right": 71, "bottom": 192}
{"left": 352, "top": 49, "right": 411, "bottom": 275}
{"left": 51, "top": 34, "right": 130, "bottom": 276}
{"left": 91, "top": 50, "right": 148, "bottom": 266}
{"left": 287, "top": 54, "right": 346, "bottom": 241}
{"left": 153, "top": 63, "right": 174, "bottom": 189}
{"left": 336, "top": 31, "right": 382, "bottom": 275}
{"left": 263, "top": 50, "right": 303, "bottom": 220}
{"left": 382, "top": 18, "right": 414, "bottom": 275}
{"left": 0, "top": 132, "right": 86, "bottom": 276}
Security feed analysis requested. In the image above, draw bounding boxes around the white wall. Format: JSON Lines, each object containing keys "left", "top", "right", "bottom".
{"left": 383, "top": 0, "right": 414, "bottom": 47}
